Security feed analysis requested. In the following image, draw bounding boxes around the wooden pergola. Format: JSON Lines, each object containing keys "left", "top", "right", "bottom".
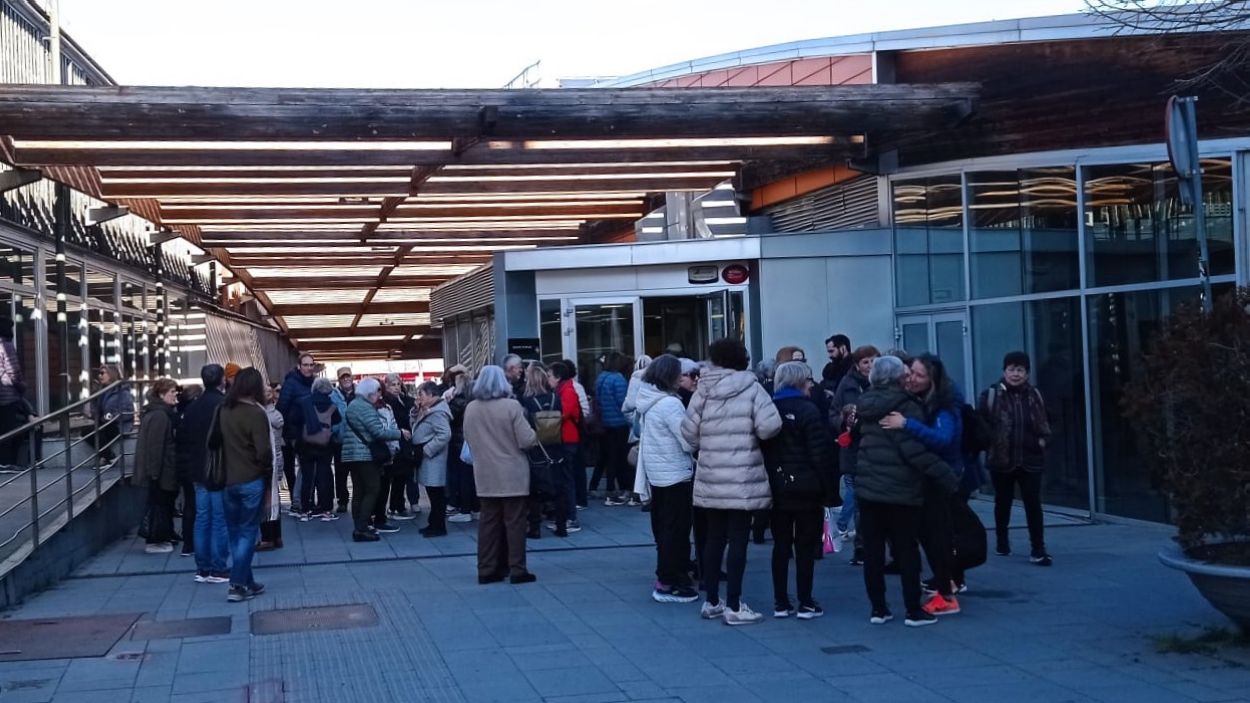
{"left": 0, "top": 83, "right": 977, "bottom": 359}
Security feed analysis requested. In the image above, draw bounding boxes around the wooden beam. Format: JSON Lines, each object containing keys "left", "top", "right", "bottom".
{"left": 102, "top": 177, "right": 725, "bottom": 198}
{"left": 200, "top": 229, "right": 574, "bottom": 241}
{"left": 160, "top": 202, "right": 642, "bottom": 221}
{"left": 287, "top": 325, "right": 429, "bottom": 338}
{"left": 0, "top": 167, "right": 41, "bottom": 193}
{"left": 226, "top": 255, "right": 490, "bottom": 266}
{"left": 249, "top": 276, "right": 449, "bottom": 289}
{"left": 99, "top": 163, "right": 735, "bottom": 180}
{"left": 0, "top": 84, "right": 979, "bottom": 140}
{"left": 209, "top": 248, "right": 288, "bottom": 335}
{"left": 270, "top": 301, "right": 430, "bottom": 316}
{"left": 351, "top": 244, "right": 412, "bottom": 328}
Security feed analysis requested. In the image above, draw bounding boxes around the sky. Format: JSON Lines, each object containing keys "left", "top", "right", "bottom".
{"left": 53, "top": 0, "right": 1090, "bottom": 89}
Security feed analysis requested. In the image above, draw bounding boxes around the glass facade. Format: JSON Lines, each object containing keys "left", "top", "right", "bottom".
{"left": 892, "top": 151, "right": 1242, "bottom": 521}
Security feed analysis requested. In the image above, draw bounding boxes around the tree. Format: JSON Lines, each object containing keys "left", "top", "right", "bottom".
{"left": 1085, "top": 1, "right": 1250, "bottom": 102}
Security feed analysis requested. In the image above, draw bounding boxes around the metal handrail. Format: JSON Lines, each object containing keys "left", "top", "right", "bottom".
{"left": 0, "top": 378, "right": 152, "bottom": 569}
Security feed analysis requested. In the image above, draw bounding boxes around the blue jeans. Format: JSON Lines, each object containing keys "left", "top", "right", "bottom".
{"left": 222, "top": 478, "right": 265, "bottom": 589}
{"left": 836, "top": 475, "right": 858, "bottom": 532}
{"left": 193, "top": 484, "right": 229, "bottom": 574}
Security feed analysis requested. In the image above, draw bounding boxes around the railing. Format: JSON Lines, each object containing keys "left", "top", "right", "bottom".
{"left": 0, "top": 380, "right": 146, "bottom": 574}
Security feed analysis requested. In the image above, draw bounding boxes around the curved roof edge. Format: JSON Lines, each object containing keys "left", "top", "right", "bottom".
{"left": 585, "top": 9, "right": 1207, "bottom": 88}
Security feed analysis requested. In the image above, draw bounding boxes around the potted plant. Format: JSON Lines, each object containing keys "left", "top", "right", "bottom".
{"left": 1122, "top": 288, "right": 1250, "bottom": 633}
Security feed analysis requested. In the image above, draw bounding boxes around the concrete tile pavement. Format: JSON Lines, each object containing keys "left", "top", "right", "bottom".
{"left": 2, "top": 499, "right": 1248, "bottom": 703}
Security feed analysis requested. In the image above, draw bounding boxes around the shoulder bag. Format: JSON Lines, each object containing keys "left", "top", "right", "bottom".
{"left": 528, "top": 443, "right": 563, "bottom": 499}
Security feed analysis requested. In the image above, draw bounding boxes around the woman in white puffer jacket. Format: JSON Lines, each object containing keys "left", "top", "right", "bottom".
{"left": 632, "top": 355, "right": 698, "bottom": 605}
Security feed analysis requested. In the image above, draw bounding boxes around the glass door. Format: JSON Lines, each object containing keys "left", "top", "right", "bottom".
{"left": 895, "top": 311, "right": 971, "bottom": 395}
{"left": 570, "top": 297, "right": 639, "bottom": 388}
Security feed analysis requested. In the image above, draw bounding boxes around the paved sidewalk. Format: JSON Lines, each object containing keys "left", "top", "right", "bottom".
{"left": 2, "top": 499, "right": 1247, "bottom": 703}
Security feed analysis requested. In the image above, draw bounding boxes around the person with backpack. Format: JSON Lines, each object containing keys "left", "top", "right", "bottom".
{"left": 297, "top": 377, "right": 341, "bottom": 521}
{"left": 878, "top": 353, "right": 964, "bottom": 616}
{"left": 763, "top": 362, "right": 836, "bottom": 620}
{"left": 635, "top": 355, "right": 698, "bottom": 604}
{"left": 412, "top": 381, "right": 452, "bottom": 537}
{"left": 522, "top": 363, "right": 574, "bottom": 537}
{"left": 979, "top": 351, "right": 1053, "bottom": 566}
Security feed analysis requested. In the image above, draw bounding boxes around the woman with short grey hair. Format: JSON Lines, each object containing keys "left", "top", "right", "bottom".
{"left": 296, "top": 373, "right": 342, "bottom": 521}
{"left": 851, "top": 355, "right": 958, "bottom": 628}
{"left": 464, "top": 366, "right": 539, "bottom": 583}
{"left": 763, "top": 361, "right": 834, "bottom": 620}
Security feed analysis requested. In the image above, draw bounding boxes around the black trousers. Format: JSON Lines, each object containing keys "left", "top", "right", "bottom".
{"left": 333, "top": 444, "right": 350, "bottom": 507}
{"left": 97, "top": 422, "right": 119, "bottom": 462}
{"left": 425, "top": 486, "right": 446, "bottom": 532}
{"left": 595, "top": 426, "right": 630, "bottom": 494}
{"left": 751, "top": 509, "right": 770, "bottom": 542}
{"left": 180, "top": 480, "right": 196, "bottom": 553}
{"left": 385, "top": 466, "right": 410, "bottom": 513}
{"left": 0, "top": 401, "right": 25, "bottom": 466}
{"left": 146, "top": 484, "right": 177, "bottom": 544}
{"left": 859, "top": 498, "right": 924, "bottom": 614}
{"left": 346, "top": 461, "right": 381, "bottom": 533}
{"left": 920, "top": 483, "right": 955, "bottom": 596}
{"left": 650, "top": 481, "right": 693, "bottom": 588}
{"left": 281, "top": 442, "right": 297, "bottom": 503}
{"left": 991, "top": 468, "right": 1045, "bottom": 553}
{"left": 771, "top": 505, "right": 822, "bottom": 607}
{"left": 702, "top": 508, "right": 751, "bottom": 610}
{"left": 691, "top": 506, "right": 708, "bottom": 579}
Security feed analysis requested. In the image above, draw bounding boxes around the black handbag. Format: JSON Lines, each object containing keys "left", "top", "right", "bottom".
{"left": 348, "top": 417, "right": 392, "bottom": 468}
{"left": 528, "top": 444, "right": 563, "bottom": 499}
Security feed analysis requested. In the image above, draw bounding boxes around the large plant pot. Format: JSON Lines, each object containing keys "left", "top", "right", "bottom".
{"left": 1159, "top": 545, "right": 1250, "bottom": 631}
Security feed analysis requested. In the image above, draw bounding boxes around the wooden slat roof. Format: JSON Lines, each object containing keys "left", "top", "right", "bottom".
{"left": 0, "top": 82, "right": 978, "bottom": 358}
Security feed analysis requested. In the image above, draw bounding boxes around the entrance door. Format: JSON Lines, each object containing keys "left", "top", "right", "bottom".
{"left": 895, "top": 311, "right": 971, "bottom": 395}
{"left": 570, "top": 297, "right": 639, "bottom": 388}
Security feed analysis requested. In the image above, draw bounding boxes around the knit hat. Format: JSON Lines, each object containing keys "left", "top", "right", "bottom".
{"left": 224, "top": 363, "right": 242, "bottom": 381}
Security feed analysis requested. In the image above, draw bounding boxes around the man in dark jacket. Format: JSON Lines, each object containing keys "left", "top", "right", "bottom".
{"left": 820, "top": 334, "right": 853, "bottom": 394}
{"left": 276, "top": 353, "right": 317, "bottom": 511}
{"left": 979, "top": 351, "right": 1052, "bottom": 566}
{"left": 175, "top": 364, "right": 229, "bottom": 581}
{"left": 381, "top": 373, "right": 417, "bottom": 520}
{"left": 853, "top": 355, "right": 957, "bottom": 628}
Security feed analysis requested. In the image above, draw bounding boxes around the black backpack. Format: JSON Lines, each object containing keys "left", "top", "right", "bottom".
{"left": 960, "top": 402, "right": 994, "bottom": 455}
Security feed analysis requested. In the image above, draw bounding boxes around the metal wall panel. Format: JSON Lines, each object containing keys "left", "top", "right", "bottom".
{"left": 762, "top": 176, "right": 880, "bottom": 233}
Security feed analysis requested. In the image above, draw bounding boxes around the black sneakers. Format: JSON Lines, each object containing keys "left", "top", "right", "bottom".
{"left": 996, "top": 537, "right": 1011, "bottom": 556}
{"left": 905, "top": 610, "right": 938, "bottom": 628}
{"left": 869, "top": 608, "right": 894, "bottom": 625}
{"left": 1030, "top": 551, "right": 1053, "bottom": 566}
{"left": 352, "top": 530, "right": 380, "bottom": 542}
{"left": 796, "top": 604, "right": 824, "bottom": 620}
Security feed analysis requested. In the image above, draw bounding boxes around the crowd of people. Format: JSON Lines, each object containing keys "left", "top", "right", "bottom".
{"left": 123, "top": 334, "right": 1054, "bottom": 619}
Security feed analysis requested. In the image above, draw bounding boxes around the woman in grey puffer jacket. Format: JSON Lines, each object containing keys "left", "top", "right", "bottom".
{"left": 681, "top": 339, "right": 782, "bottom": 626}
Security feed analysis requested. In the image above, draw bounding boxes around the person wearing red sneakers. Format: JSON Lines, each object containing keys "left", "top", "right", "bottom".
{"left": 879, "top": 353, "right": 963, "bottom": 617}
{"left": 853, "top": 356, "right": 959, "bottom": 628}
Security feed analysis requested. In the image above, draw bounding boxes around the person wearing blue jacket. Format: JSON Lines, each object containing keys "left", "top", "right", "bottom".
{"left": 594, "top": 351, "right": 632, "bottom": 506}
{"left": 878, "top": 353, "right": 963, "bottom": 617}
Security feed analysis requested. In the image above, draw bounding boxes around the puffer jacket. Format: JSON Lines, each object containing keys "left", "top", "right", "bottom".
{"left": 413, "top": 399, "right": 452, "bottom": 487}
{"left": 636, "top": 383, "right": 693, "bottom": 488}
{"left": 622, "top": 370, "right": 647, "bottom": 424}
{"left": 853, "top": 385, "right": 958, "bottom": 507}
{"left": 276, "top": 369, "right": 313, "bottom": 441}
{"left": 134, "top": 400, "right": 179, "bottom": 492}
{"left": 832, "top": 368, "right": 870, "bottom": 475}
{"left": 681, "top": 366, "right": 783, "bottom": 511}
{"left": 341, "top": 396, "right": 401, "bottom": 464}
{"left": 762, "top": 390, "right": 836, "bottom": 510}
{"left": 595, "top": 372, "right": 629, "bottom": 428}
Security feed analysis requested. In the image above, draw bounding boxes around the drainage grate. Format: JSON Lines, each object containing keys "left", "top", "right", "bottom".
{"left": 130, "top": 617, "right": 232, "bottom": 641}
{"left": 821, "top": 644, "right": 871, "bottom": 655}
{"left": 251, "top": 604, "right": 379, "bottom": 636}
{"left": 0, "top": 613, "right": 142, "bottom": 661}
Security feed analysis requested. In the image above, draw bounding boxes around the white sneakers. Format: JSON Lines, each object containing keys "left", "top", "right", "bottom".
{"left": 723, "top": 602, "right": 764, "bottom": 626}
{"left": 447, "top": 512, "right": 472, "bottom": 523}
{"left": 700, "top": 600, "right": 725, "bottom": 619}
{"left": 144, "top": 542, "right": 174, "bottom": 554}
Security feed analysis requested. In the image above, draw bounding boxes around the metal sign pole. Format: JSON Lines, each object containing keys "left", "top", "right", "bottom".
{"left": 1167, "top": 96, "right": 1212, "bottom": 312}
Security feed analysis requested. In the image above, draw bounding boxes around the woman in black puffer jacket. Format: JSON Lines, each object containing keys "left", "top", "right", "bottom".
{"left": 762, "top": 362, "right": 835, "bottom": 621}
{"left": 852, "top": 356, "right": 958, "bottom": 628}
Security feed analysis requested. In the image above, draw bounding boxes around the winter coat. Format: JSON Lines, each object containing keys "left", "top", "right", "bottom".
{"left": 413, "top": 399, "right": 452, "bottom": 487}
{"left": 555, "top": 379, "right": 581, "bottom": 444}
{"left": 134, "top": 400, "right": 179, "bottom": 492}
{"left": 636, "top": 383, "right": 693, "bottom": 488}
{"left": 623, "top": 370, "right": 647, "bottom": 424}
{"left": 762, "top": 391, "right": 836, "bottom": 510}
{"left": 464, "top": 397, "right": 537, "bottom": 498}
{"left": 821, "top": 358, "right": 852, "bottom": 395}
{"left": 979, "top": 380, "right": 1051, "bottom": 472}
{"left": 681, "top": 366, "right": 783, "bottom": 511}
{"left": 175, "top": 387, "right": 224, "bottom": 484}
{"left": 572, "top": 380, "right": 591, "bottom": 417}
{"left": 276, "top": 369, "right": 314, "bottom": 441}
{"left": 832, "top": 368, "right": 870, "bottom": 475}
{"left": 298, "top": 391, "right": 341, "bottom": 456}
{"left": 329, "top": 386, "right": 353, "bottom": 442}
{"left": 903, "top": 387, "right": 965, "bottom": 477}
{"left": 218, "top": 400, "right": 273, "bottom": 486}
{"left": 90, "top": 383, "right": 135, "bottom": 428}
{"left": 595, "top": 372, "right": 629, "bottom": 428}
{"left": 448, "top": 391, "right": 470, "bottom": 444}
{"left": 377, "top": 403, "right": 400, "bottom": 457}
{"left": 853, "top": 385, "right": 958, "bottom": 507}
{"left": 341, "top": 396, "right": 401, "bottom": 464}
{"left": 264, "top": 404, "right": 284, "bottom": 482}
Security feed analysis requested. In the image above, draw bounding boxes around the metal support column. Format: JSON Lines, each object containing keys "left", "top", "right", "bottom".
{"left": 52, "top": 182, "right": 74, "bottom": 520}
{"left": 153, "top": 238, "right": 167, "bottom": 377}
